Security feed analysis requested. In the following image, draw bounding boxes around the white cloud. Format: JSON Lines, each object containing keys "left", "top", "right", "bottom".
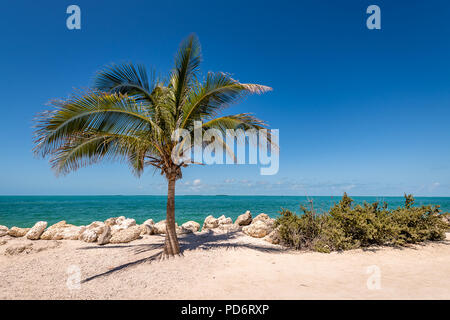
{"left": 193, "top": 179, "right": 201, "bottom": 186}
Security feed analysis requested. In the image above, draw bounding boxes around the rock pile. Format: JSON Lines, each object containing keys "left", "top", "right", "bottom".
{"left": 1, "top": 211, "right": 282, "bottom": 246}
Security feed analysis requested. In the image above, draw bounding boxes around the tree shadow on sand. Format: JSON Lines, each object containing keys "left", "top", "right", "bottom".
{"left": 79, "top": 230, "right": 285, "bottom": 283}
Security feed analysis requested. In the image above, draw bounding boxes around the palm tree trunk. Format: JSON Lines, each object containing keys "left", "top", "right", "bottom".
{"left": 163, "top": 175, "right": 181, "bottom": 256}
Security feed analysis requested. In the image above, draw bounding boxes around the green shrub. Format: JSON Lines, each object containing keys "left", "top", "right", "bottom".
{"left": 275, "top": 193, "right": 448, "bottom": 253}
{"left": 442, "top": 212, "right": 450, "bottom": 230}
{"left": 389, "top": 198, "right": 447, "bottom": 245}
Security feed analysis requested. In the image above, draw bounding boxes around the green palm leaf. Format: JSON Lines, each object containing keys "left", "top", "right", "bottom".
{"left": 94, "top": 63, "right": 155, "bottom": 101}
{"left": 34, "top": 91, "right": 161, "bottom": 157}
{"left": 181, "top": 72, "right": 271, "bottom": 129}
{"left": 50, "top": 133, "right": 156, "bottom": 176}
{"left": 170, "top": 34, "right": 202, "bottom": 116}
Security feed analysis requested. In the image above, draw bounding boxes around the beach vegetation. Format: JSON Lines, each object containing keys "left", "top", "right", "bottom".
{"left": 276, "top": 194, "right": 448, "bottom": 253}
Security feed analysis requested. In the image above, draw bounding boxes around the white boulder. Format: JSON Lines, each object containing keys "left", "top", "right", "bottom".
{"left": 218, "top": 216, "right": 233, "bottom": 225}
{"left": 111, "top": 218, "right": 136, "bottom": 235}
{"left": 62, "top": 226, "right": 85, "bottom": 240}
{"left": 202, "top": 215, "right": 219, "bottom": 230}
{"left": 235, "top": 210, "right": 252, "bottom": 226}
{"left": 242, "top": 220, "right": 274, "bottom": 238}
{"left": 218, "top": 223, "right": 240, "bottom": 233}
{"left": 253, "top": 213, "right": 275, "bottom": 226}
{"left": 0, "top": 226, "right": 8, "bottom": 237}
{"left": 181, "top": 221, "right": 201, "bottom": 233}
{"left": 40, "top": 221, "right": 72, "bottom": 240}
{"left": 140, "top": 219, "right": 155, "bottom": 235}
{"left": 143, "top": 219, "right": 155, "bottom": 227}
{"left": 80, "top": 229, "right": 98, "bottom": 243}
{"left": 177, "top": 225, "right": 194, "bottom": 234}
{"left": 86, "top": 221, "right": 106, "bottom": 235}
{"left": 8, "top": 227, "right": 30, "bottom": 237}
{"left": 110, "top": 225, "right": 141, "bottom": 243}
{"left": 153, "top": 220, "right": 180, "bottom": 234}
{"left": 97, "top": 225, "right": 112, "bottom": 245}
{"left": 153, "top": 220, "right": 167, "bottom": 234}
{"left": 104, "top": 216, "right": 120, "bottom": 226}
{"left": 26, "top": 221, "right": 48, "bottom": 240}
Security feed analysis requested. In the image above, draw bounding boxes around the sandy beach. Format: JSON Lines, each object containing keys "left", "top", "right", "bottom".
{"left": 0, "top": 231, "right": 449, "bottom": 300}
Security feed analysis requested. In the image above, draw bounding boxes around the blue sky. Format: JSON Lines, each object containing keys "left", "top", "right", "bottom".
{"left": 0, "top": 0, "right": 449, "bottom": 196}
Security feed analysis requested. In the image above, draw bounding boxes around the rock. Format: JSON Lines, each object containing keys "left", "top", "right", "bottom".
{"left": 40, "top": 221, "right": 70, "bottom": 240}
{"left": 181, "top": 221, "right": 200, "bottom": 233}
{"left": 121, "top": 218, "right": 136, "bottom": 228}
{"left": 253, "top": 213, "right": 275, "bottom": 226}
{"left": 8, "top": 227, "right": 30, "bottom": 237}
{"left": 140, "top": 224, "right": 153, "bottom": 235}
{"left": 214, "top": 215, "right": 238, "bottom": 232}
{"left": 61, "top": 226, "right": 86, "bottom": 240}
{"left": 86, "top": 221, "right": 106, "bottom": 234}
{"left": 0, "top": 225, "right": 8, "bottom": 237}
{"left": 218, "top": 223, "right": 240, "bottom": 233}
{"left": 97, "top": 225, "right": 112, "bottom": 245}
{"left": 242, "top": 213, "right": 275, "bottom": 238}
{"left": 140, "top": 219, "right": 155, "bottom": 235}
{"left": 202, "top": 215, "right": 219, "bottom": 230}
{"left": 80, "top": 229, "right": 98, "bottom": 243}
{"left": 235, "top": 211, "right": 252, "bottom": 226}
{"left": 115, "top": 216, "right": 126, "bottom": 224}
{"left": 153, "top": 220, "right": 180, "bottom": 234}
{"left": 153, "top": 220, "right": 167, "bottom": 234}
{"left": 218, "top": 217, "right": 233, "bottom": 225}
{"left": 242, "top": 220, "right": 273, "bottom": 238}
{"left": 49, "top": 221, "right": 67, "bottom": 229}
{"left": 143, "top": 219, "right": 155, "bottom": 227}
{"left": 39, "top": 222, "right": 85, "bottom": 240}
{"left": 104, "top": 217, "right": 119, "bottom": 226}
{"left": 176, "top": 225, "right": 200, "bottom": 234}
{"left": 111, "top": 218, "right": 136, "bottom": 235}
{"left": 5, "top": 243, "right": 33, "bottom": 255}
{"left": 26, "top": 221, "right": 48, "bottom": 240}
{"left": 110, "top": 225, "right": 141, "bottom": 243}
{"left": 263, "top": 229, "right": 280, "bottom": 244}
{"left": 77, "top": 221, "right": 105, "bottom": 243}
{"left": 104, "top": 216, "right": 127, "bottom": 227}
{"left": 176, "top": 225, "right": 194, "bottom": 234}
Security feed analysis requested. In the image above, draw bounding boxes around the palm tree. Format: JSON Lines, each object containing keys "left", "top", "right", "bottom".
{"left": 33, "top": 35, "right": 272, "bottom": 257}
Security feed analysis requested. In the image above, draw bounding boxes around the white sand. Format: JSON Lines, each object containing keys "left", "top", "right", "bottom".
{"left": 0, "top": 231, "right": 449, "bottom": 300}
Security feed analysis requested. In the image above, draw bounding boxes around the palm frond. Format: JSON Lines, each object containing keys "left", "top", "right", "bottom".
{"left": 94, "top": 62, "right": 156, "bottom": 102}
{"left": 49, "top": 133, "right": 147, "bottom": 176}
{"left": 181, "top": 72, "right": 271, "bottom": 129}
{"left": 202, "top": 113, "right": 267, "bottom": 131}
{"left": 202, "top": 113, "right": 278, "bottom": 152}
{"left": 34, "top": 91, "right": 161, "bottom": 157}
{"left": 170, "top": 34, "right": 202, "bottom": 115}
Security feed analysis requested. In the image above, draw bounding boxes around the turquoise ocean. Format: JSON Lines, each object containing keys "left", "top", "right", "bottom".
{"left": 1, "top": 195, "right": 449, "bottom": 228}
